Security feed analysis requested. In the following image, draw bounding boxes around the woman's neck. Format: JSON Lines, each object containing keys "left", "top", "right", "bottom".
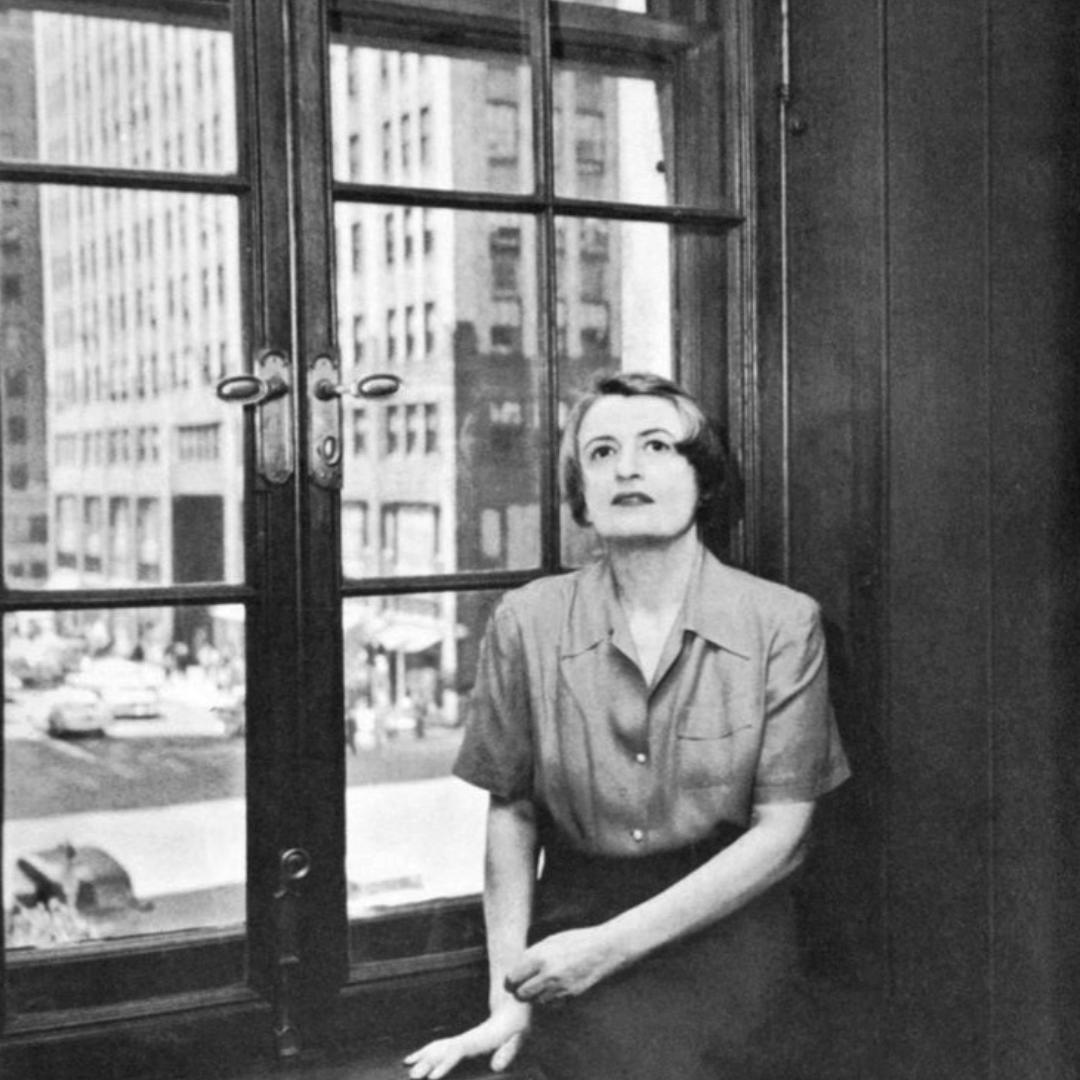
{"left": 607, "top": 529, "right": 702, "bottom": 615}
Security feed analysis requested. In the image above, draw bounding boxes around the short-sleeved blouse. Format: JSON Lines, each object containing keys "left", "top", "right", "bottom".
{"left": 453, "top": 547, "right": 850, "bottom": 857}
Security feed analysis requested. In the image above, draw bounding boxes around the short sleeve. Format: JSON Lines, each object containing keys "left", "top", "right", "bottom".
{"left": 754, "top": 597, "right": 850, "bottom": 803}
{"left": 452, "top": 600, "right": 534, "bottom": 800}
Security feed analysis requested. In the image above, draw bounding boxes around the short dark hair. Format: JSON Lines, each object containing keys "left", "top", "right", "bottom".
{"left": 558, "top": 371, "right": 734, "bottom": 536}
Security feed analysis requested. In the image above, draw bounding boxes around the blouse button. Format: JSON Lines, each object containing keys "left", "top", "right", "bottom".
{"left": 635, "top": 752, "right": 648, "bottom": 765}
{"left": 631, "top": 828, "right": 645, "bottom": 843}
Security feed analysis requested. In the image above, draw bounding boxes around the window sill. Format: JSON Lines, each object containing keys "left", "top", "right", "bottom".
{"left": 227, "top": 1044, "right": 540, "bottom": 1080}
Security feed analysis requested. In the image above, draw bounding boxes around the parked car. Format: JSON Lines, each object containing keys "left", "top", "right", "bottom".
{"left": 64, "top": 658, "right": 165, "bottom": 720}
{"left": 40, "top": 685, "right": 112, "bottom": 738}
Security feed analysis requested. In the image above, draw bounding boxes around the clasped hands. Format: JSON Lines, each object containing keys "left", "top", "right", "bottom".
{"left": 402, "top": 924, "right": 625, "bottom": 1079}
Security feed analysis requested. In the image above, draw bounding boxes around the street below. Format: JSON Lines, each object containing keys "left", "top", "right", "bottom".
{"left": 3, "top": 691, "right": 483, "bottom": 944}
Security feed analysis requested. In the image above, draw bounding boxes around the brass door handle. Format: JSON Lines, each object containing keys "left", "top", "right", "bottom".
{"left": 216, "top": 350, "right": 293, "bottom": 484}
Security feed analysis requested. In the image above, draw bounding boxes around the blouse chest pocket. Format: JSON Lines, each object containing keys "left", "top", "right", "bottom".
{"left": 675, "top": 708, "right": 754, "bottom": 789}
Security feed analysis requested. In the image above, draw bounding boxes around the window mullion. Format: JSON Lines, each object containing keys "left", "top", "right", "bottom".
{"left": 532, "top": 0, "right": 561, "bottom": 572}
{"left": 282, "top": 0, "right": 350, "bottom": 1031}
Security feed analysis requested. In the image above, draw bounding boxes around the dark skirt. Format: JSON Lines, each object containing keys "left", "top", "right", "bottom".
{"left": 521, "top": 821, "right": 818, "bottom": 1080}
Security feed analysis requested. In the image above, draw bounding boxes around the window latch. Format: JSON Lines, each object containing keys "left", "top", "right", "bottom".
{"left": 272, "top": 847, "right": 312, "bottom": 1061}
{"left": 308, "top": 358, "right": 402, "bottom": 488}
{"left": 215, "top": 349, "right": 294, "bottom": 484}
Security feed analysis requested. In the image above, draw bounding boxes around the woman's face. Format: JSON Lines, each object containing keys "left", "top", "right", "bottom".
{"left": 577, "top": 393, "right": 699, "bottom": 545}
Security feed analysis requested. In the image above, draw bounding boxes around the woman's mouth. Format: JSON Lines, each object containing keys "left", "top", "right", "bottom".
{"left": 612, "top": 493, "right": 653, "bottom": 506}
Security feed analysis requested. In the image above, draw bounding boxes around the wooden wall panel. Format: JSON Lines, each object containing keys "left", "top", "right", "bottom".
{"left": 985, "top": 3, "right": 1080, "bottom": 1075}
{"left": 781, "top": 0, "right": 1080, "bottom": 1076}
{"left": 782, "top": 1, "right": 890, "bottom": 1072}
{"left": 884, "top": 4, "right": 995, "bottom": 1074}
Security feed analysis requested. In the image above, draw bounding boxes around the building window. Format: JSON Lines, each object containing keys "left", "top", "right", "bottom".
{"left": 422, "top": 209, "right": 434, "bottom": 255}
{"left": 384, "top": 211, "right": 395, "bottom": 265}
{"left": 380, "top": 502, "right": 439, "bottom": 574}
{"left": 382, "top": 119, "right": 392, "bottom": 175}
{"left": 7, "top": 463, "right": 29, "bottom": 491}
{"left": 29, "top": 514, "right": 48, "bottom": 544}
{"left": 83, "top": 496, "right": 103, "bottom": 573}
{"left": 576, "top": 111, "right": 605, "bottom": 176}
{"left": 353, "top": 314, "right": 365, "bottom": 363}
{"left": 424, "top": 301, "right": 435, "bottom": 356}
{"left": 136, "top": 497, "right": 161, "bottom": 582}
{"left": 341, "top": 500, "right": 370, "bottom": 579}
{"left": 384, "top": 404, "right": 400, "bottom": 454}
{"left": 490, "top": 226, "right": 521, "bottom": 297}
{"left": 419, "top": 105, "right": 431, "bottom": 166}
{"left": 405, "top": 305, "right": 415, "bottom": 359}
{"left": 349, "top": 133, "right": 361, "bottom": 180}
{"left": 580, "top": 221, "right": 610, "bottom": 303}
{"left": 6, "top": 414, "right": 27, "bottom": 445}
{"left": 423, "top": 402, "right": 438, "bottom": 454}
{"left": 351, "top": 221, "right": 363, "bottom": 273}
{"left": 177, "top": 422, "right": 222, "bottom": 461}
{"left": 491, "top": 323, "right": 521, "bottom": 353}
{"left": 2, "top": 274, "right": 23, "bottom": 303}
{"left": 56, "top": 495, "right": 78, "bottom": 569}
{"left": 4, "top": 367, "right": 27, "bottom": 398}
{"left": 487, "top": 102, "right": 519, "bottom": 168}
{"left": 352, "top": 408, "right": 367, "bottom": 456}
{"left": 386, "top": 309, "right": 396, "bottom": 361}
{"left": 347, "top": 49, "right": 360, "bottom": 97}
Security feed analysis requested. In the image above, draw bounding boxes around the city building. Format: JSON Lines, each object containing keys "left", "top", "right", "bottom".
{"left": 0, "top": 9, "right": 48, "bottom": 587}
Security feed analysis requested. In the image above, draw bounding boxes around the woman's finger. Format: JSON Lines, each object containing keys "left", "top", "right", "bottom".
{"left": 504, "top": 952, "right": 540, "bottom": 997}
{"left": 490, "top": 1031, "right": 524, "bottom": 1073}
{"left": 402, "top": 1039, "right": 463, "bottom": 1079}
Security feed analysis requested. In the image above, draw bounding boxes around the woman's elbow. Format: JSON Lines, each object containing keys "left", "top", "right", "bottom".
{"left": 750, "top": 800, "right": 816, "bottom": 881}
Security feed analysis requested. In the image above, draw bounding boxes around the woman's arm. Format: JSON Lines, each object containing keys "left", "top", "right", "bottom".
{"left": 483, "top": 795, "right": 540, "bottom": 1012}
{"left": 506, "top": 799, "right": 814, "bottom": 1006}
{"left": 403, "top": 795, "right": 538, "bottom": 1079}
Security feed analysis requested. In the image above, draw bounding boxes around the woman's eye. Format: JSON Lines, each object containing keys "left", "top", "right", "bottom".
{"left": 588, "top": 445, "right": 615, "bottom": 461}
{"left": 644, "top": 439, "right": 673, "bottom": 453}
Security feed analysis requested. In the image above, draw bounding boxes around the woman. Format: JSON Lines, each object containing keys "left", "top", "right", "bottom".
{"left": 405, "top": 372, "right": 850, "bottom": 1079}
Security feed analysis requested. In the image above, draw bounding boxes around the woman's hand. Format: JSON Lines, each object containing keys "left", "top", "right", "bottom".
{"left": 505, "top": 924, "right": 626, "bottom": 1006}
{"left": 402, "top": 1000, "right": 531, "bottom": 1079}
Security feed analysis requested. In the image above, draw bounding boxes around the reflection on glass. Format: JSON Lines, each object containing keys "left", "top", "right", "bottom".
{"left": 329, "top": 33, "right": 533, "bottom": 194}
{"left": 342, "top": 592, "right": 494, "bottom": 953}
{"left": 552, "top": 4, "right": 726, "bottom": 208}
{"left": 556, "top": 217, "right": 671, "bottom": 381}
{"left": 0, "top": 5, "right": 237, "bottom": 173}
{"left": 1, "top": 186, "right": 245, "bottom": 588}
{"left": 336, "top": 207, "right": 541, "bottom": 577}
{"left": 4, "top": 605, "right": 246, "bottom": 962}
{"left": 556, "top": 217, "right": 672, "bottom": 565}
{"left": 552, "top": 65, "right": 670, "bottom": 205}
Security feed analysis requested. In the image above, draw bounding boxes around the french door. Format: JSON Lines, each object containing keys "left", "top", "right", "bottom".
{"left": 0, "top": 0, "right": 755, "bottom": 1063}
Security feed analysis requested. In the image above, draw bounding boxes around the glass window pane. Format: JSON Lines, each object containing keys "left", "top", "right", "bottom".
{"left": 0, "top": 5, "right": 237, "bottom": 174}
{"left": 552, "top": 5, "right": 727, "bottom": 207}
{"left": 343, "top": 591, "right": 496, "bottom": 963}
{"left": 556, "top": 216, "right": 673, "bottom": 565}
{"left": 555, "top": 216, "right": 672, "bottom": 378}
{"left": 1, "top": 185, "right": 246, "bottom": 589}
{"left": 4, "top": 604, "right": 246, "bottom": 1005}
{"left": 335, "top": 206, "right": 541, "bottom": 577}
{"left": 329, "top": 12, "right": 533, "bottom": 195}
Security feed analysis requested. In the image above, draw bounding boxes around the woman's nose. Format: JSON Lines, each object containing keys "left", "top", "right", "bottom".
{"left": 614, "top": 446, "right": 641, "bottom": 477}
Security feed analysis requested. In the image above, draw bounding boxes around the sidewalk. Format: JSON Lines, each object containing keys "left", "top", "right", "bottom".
{"left": 4, "top": 777, "right": 486, "bottom": 920}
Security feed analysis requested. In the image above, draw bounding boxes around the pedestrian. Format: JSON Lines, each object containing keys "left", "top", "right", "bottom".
{"left": 404, "top": 371, "right": 850, "bottom": 1079}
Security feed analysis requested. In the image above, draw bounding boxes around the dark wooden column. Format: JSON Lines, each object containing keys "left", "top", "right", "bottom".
{"left": 779, "top": 1, "right": 1080, "bottom": 1076}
